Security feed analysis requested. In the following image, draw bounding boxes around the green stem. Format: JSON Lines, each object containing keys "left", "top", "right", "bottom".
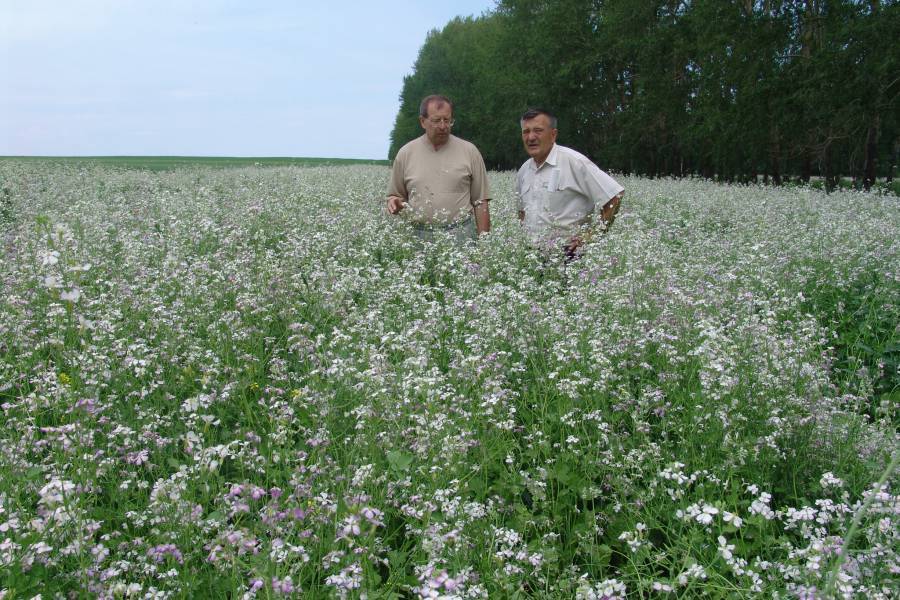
{"left": 824, "top": 449, "right": 899, "bottom": 596}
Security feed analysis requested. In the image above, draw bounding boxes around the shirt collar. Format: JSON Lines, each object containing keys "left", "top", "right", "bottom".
{"left": 421, "top": 133, "right": 453, "bottom": 152}
{"left": 532, "top": 144, "right": 559, "bottom": 171}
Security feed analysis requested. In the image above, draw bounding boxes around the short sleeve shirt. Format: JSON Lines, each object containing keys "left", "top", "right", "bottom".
{"left": 516, "top": 144, "right": 624, "bottom": 241}
{"left": 388, "top": 134, "right": 491, "bottom": 226}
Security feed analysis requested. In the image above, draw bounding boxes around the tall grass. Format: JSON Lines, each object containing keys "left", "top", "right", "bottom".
{"left": 0, "top": 162, "right": 896, "bottom": 598}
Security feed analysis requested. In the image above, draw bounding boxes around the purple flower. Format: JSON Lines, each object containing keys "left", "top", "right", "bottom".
{"left": 148, "top": 543, "right": 183, "bottom": 564}
{"left": 272, "top": 576, "right": 294, "bottom": 595}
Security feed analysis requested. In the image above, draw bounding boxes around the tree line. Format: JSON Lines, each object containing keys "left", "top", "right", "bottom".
{"left": 389, "top": 0, "right": 899, "bottom": 190}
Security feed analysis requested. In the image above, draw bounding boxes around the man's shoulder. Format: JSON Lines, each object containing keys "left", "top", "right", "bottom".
{"left": 396, "top": 135, "right": 426, "bottom": 156}
{"left": 516, "top": 159, "right": 533, "bottom": 177}
{"left": 449, "top": 135, "right": 484, "bottom": 156}
{"left": 556, "top": 145, "right": 607, "bottom": 179}
{"left": 555, "top": 144, "right": 593, "bottom": 165}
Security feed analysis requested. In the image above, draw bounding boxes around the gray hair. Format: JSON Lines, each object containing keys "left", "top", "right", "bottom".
{"left": 521, "top": 108, "right": 558, "bottom": 129}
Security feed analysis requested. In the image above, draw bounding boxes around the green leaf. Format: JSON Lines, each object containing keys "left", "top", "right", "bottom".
{"left": 206, "top": 510, "right": 224, "bottom": 522}
{"left": 591, "top": 544, "right": 613, "bottom": 568}
{"left": 549, "top": 462, "right": 575, "bottom": 485}
{"left": 387, "top": 450, "right": 414, "bottom": 472}
{"left": 388, "top": 549, "right": 407, "bottom": 567}
{"left": 467, "top": 476, "right": 486, "bottom": 495}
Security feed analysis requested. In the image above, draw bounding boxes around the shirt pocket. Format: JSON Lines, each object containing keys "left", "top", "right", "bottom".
{"left": 546, "top": 169, "right": 583, "bottom": 206}
{"left": 544, "top": 168, "right": 569, "bottom": 211}
{"left": 555, "top": 167, "right": 581, "bottom": 193}
{"left": 547, "top": 168, "right": 561, "bottom": 192}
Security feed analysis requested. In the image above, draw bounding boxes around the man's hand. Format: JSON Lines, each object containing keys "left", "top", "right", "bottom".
{"left": 386, "top": 195, "right": 406, "bottom": 215}
{"left": 565, "top": 234, "right": 584, "bottom": 259}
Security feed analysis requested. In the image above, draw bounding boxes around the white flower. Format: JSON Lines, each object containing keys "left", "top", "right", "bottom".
{"left": 820, "top": 472, "right": 844, "bottom": 489}
{"left": 695, "top": 504, "right": 719, "bottom": 525}
{"left": 749, "top": 492, "right": 775, "bottom": 520}
{"left": 576, "top": 576, "right": 627, "bottom": 600}
{"left": 717, "top": 535, "right": 735, "bottom": 561}
{"left": 41, "top": 250, "right": 60, "bottom": 266}
{"left": 723, "top": 511, "right": 743, "bottom": 527}
{"left": 31, "top": 542, "right": 52, "bottom": 554}
{"left": 677, "top": 563, "right": 707, "bottom": 585}
{"left": 60, "top": 288, "right": 81, "bottom": 303}
{"left": 38, "top": 479, "right": 75, "bottom": 507}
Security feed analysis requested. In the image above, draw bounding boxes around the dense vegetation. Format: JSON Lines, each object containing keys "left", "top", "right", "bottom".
{"left": 1, "top": 161, "right": 896, "bottom": 597}
{"left": 390, "top": 0, "right": 899, "bottom": 190}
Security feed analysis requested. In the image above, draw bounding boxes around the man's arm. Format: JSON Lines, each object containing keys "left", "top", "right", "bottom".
{"left": 386, "top": 153, "right": 408, "bottom": 215}
{"left": 468, "top": 147, "right": 492, "bottom": 234}
{"left": 566, "top": 192, "right": 624, "bottom": 255}
{"left": 474, "top": 199, "right": 491, "bottom": 234}
{"left": 600, "top": 193, "right": 622, "bottom": 228}
{"left": 515, "top": 170, "right": 525, "bottom": 224}
{"left": 566, "top": 160, "right": 624, "bottom": 252}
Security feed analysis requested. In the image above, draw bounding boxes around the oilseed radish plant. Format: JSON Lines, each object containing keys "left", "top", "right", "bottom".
{"left": 0, "top": 162, "right": 897, "bottom": 598}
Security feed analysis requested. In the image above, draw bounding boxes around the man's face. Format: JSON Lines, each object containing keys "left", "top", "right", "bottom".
{"left": 521, "top": 114, "right": 557, "bottom": 164}
{"left": 420, "top": 101, "right": 453, "bottom": 148}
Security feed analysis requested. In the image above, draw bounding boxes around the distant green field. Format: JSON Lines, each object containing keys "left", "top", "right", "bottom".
{"left": 0, "top": 155, "right": 389, "bottom": 171}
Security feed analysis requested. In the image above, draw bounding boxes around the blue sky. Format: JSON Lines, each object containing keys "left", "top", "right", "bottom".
{"left": 0, "top": 0, "right": 497, "bottom": 159}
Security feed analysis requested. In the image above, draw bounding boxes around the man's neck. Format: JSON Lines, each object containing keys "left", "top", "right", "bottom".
{"left": 533, "top": 147, "right": 552, "bottom": 168}
{"left": 429, "top": 136, "right": 449, "bottom": 151}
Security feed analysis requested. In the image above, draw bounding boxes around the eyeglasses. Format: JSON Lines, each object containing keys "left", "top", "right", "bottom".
{"left": 427, "top": 118, "right": 455, "bottom": 127}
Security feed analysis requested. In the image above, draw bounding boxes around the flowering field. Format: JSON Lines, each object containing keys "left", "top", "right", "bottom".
{"left": 0, "top": 162, "right": 897, "bottom": 599}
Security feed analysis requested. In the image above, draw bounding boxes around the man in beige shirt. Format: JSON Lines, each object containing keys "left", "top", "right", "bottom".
{"left": 516, "top": 108, "right": 624, "bottom": 259}
{"left": 387, "top": 95, "right": 491, "bottom": 243}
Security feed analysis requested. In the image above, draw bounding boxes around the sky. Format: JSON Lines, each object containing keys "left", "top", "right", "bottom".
{"left": 0, "top": 0, "right": 497, "bottom": 159}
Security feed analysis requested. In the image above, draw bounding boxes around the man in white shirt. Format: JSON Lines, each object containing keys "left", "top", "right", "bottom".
{"left": 516, "top": 108, "right": 624, "bottom": 259}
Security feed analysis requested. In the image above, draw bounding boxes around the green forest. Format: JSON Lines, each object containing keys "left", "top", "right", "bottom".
{"left": 389, "top": 0, "right": 899, "bottom": 190}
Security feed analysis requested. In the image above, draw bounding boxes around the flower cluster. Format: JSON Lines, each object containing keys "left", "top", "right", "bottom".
{"left": 0, "top": 162, "right": 896, "bottom": 597}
